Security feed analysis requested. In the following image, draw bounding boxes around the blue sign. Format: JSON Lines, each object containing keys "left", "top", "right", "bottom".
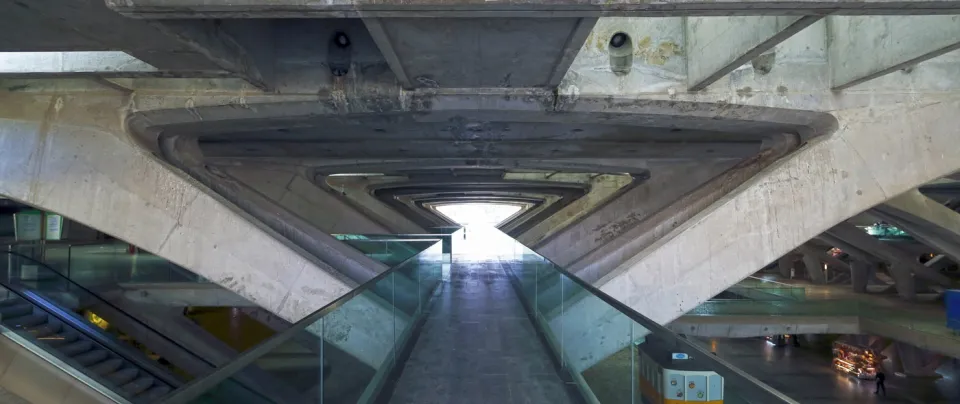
{"left": 671, "top": 353, "right": 690, "bottom": 360}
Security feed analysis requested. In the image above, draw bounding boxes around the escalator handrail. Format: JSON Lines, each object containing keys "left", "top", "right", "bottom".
{"left": 505, "top": 232, "right": 799, "bottom": 404}
{"left": 1, "top": 251, "right": 217, "bottom": 370}
{"left": 159, "top": 239, "right": 444, "bottom": 404}
{"left": 0, "top": 319, "right": 133, "bottom": 404}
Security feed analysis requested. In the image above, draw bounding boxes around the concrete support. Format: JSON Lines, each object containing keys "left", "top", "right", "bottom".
{"left": 516, "top": 174, "right": 634, "bottom": 248}
{"left": 893, "top": 342, "right": 945, "bottom": 378}
{"left": 825, "top": 222, "right": 948, "bottom": 286}
{"left": 872, "top": 189, "right": 960, "bottom": 263}
{"left": 222, "top": 165, "right": 390, "bottom": 235}
{"left": 321, "top": 176, "right": 428, "bottom": 234}
{"left": 535, "top": 161, "right": 736, "bottom": 279}
{"left": 0, "top": 92, "right": 350, "bottom": 323}
{"left": 801, "top": 254, "right": 826, "bottom": 284}
{"left": 595, "top": 99, "right": 960, "bottom": 325}
{"left": 560, "top": 136, "right": 797, "bottom": 285}
{"left": 777, "top": 256, "right": 793, "bottom": 278}
{"left": 686, "top": 16, "right": 821, "bottom": 91}
{"left": 850, "top": 261, "right": 872, "bottom": 293}
{"left": 829, "top": 16, "right": 960, "bottom": 90}
{"left": 0, "top": 52, "right": 174, "bottom": 78}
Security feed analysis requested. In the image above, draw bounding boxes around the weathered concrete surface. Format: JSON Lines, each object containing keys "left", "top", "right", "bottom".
{"left": 597, "top": 97, "right": 960, "bottom": 325}
{"left": 534, "top": 161, "right": 735, "bottom": 277}
{"left": 686, "top": 16, "right": 819, "bottom": 91}
{"left": 515, "top": 173, "right": 633, "bottom": 247}
{"left": 0, "top": 92, "right": 351, "bottom": 323}
{"left": 108, "top": 283, "right": 261, "bottom": 307}
{"left": 223, "top": 165, "right": 390, "bottom": 235}
{"left": 320, "top": 175, "right": 429, "bottom": 234}
{"left": 874, "top": 189, "right": 960, "bottom": 263}
{"left": 829, "top": 15, "right": 960, "bottom": 89}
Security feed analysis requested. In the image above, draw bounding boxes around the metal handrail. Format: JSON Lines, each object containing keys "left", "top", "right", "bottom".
{"left": 1, "top": 251, "right": 217, "bottom": 373}
{"left": 509, "top": 234, "right": 799, "bottom": 404}
{"left": 159, "top": 239, "right": 443, "bottom": 403}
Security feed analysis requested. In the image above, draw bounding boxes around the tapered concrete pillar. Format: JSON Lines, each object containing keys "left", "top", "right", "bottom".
{"left": 802, "top": 254, "right": 826, "bottom": 284}
{"left": 850, "top": 261, "right": 871, "bottom": 293}
{"left": 777, "top": 256, "right": 794, "bottom": 278}
{"left": 888, "top": 264, "right": 917, "bottom": 301}
{"left": 895, "top": 343, "right": 944, "bottom": 378}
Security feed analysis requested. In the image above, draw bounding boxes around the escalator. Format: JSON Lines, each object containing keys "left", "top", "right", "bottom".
{"left": 0, "top": 251, "right": 210, "bottom": 403}
{"left": 0, "top": 291, "right": 173, "bottom": 401}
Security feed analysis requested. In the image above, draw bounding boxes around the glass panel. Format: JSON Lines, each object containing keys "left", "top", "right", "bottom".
{"left": 0, "top": 282, "right": 175, "bottom": 403}
{"left": 0, "top": 249, "right": 211, "bottom": 381}
{"left": 501, "top": 234, "right": 792, "bottom": 404}
{"left": 725, "top": 276, "right": 806, "bottom": 300}
{"left": 178, "top": 242, "right": 445, "bottom": 404}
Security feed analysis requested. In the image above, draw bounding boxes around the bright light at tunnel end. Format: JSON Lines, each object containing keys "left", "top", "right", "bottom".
{"left": 435, "top": 203, "right": 522, "bottom": 227}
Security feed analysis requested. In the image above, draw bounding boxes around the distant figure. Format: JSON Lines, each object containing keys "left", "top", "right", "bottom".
{"left": 875, "top": 371, "right": 886, "bottom": 396}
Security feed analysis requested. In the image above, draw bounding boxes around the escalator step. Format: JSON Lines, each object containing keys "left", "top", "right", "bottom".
{"left": 0, "top": 298, "right": 24, "bottom": 307}
{"left": 0, "top": 304, "right": 33, "bottom": 319}
{"left": 58, "top": 340, "right": 94, "bottom": 356}
{"left": 25, "top": 323, "right": 58, "bottom": 338}
{"left": 122, "top": 376, "right": 155, "bottom": 396}
{"left": 89, "top": 359, "right": 123, "bottom": 376}
{"left": 73, "top": 349, "right": 109, "bottom": 366}
{"left": 139, "top": 385, "right": 171, "bottom": 402}
{"left": 2, "top": 313, "right": 46, "bottom": 328}
{"left": 44, "top": 330, "right": 79, "bottom": 347}
{"left": 106, "top": 368, "right": 139, "bottom": 386}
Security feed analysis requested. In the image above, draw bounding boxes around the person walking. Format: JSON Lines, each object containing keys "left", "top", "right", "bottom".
{"left": 874, "top": 370, "right": 886, "bottom": 396}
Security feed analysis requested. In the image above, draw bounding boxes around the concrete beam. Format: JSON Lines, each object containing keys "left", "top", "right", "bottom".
{"left": 825, "top": 222, "right": 949, "bottom": 286}
{"left": 362, "top": 18, "right": 413, "bottom": 89}
{"left": 0, "top": 52, "right": 164, "bottom": 78}
{"left": 801, "top": 254, "right": 827, "bottom": 284}
{"left": 873, "top": 189, "right": 960, "bottom": 262}
{"left": 795, "top": 243, "right": 850, "bottom": 271}
{"left": 516, "top": 174, "right": 634, "bottom": 247}
{"left": 0, "top": 93, "right": 351, "bottom": 323}
{"left": 829, "top": 15, "right": 960, "bottom": 90}
{"left": 108, "top": 0, "right": 960, "bottom": 18}
{"left": 148, "top": 20, "right": 276, "bottom": 90}
{"left": 201, "top": 140, "right": 760, "bottom": 160}
{"left": 561, "top": 136, "right": 797, "bottom": 284}
{"left": 686, "top": 16, "right": 821, "bottom": 91}
{"left": 318, "top": 176, "right": 427, "bottom": 234}
{"left": 595, "top": 98, "right": 960, "bottom": 325}
{"left": 548, "top": 17, "right": 598, "bottom": 87}
{"left": 533, "top": 162, "right": 732, "bottom": 270}
{"left": 221, "top": 165, "right": 391, "bottom": 235}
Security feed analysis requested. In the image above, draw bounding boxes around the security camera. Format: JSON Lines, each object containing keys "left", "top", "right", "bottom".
{"left": 329, "top": 31, "right": 352, "bottom": 77}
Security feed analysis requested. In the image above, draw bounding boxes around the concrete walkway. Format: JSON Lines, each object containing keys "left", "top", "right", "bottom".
{"left": 387, "top": 254, "right": 578, "bottom": 404}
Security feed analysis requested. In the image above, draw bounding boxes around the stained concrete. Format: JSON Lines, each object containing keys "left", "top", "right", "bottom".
{"left": 595, "top": 98, "right": 960, "bottom": 326}
{"left": 0, "top": 93, "right": 351, "bottom": 323}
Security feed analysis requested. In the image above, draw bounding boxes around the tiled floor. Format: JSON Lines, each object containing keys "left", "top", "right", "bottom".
{"left": 387, "top": 258, "right": 579, "bottom": 404}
